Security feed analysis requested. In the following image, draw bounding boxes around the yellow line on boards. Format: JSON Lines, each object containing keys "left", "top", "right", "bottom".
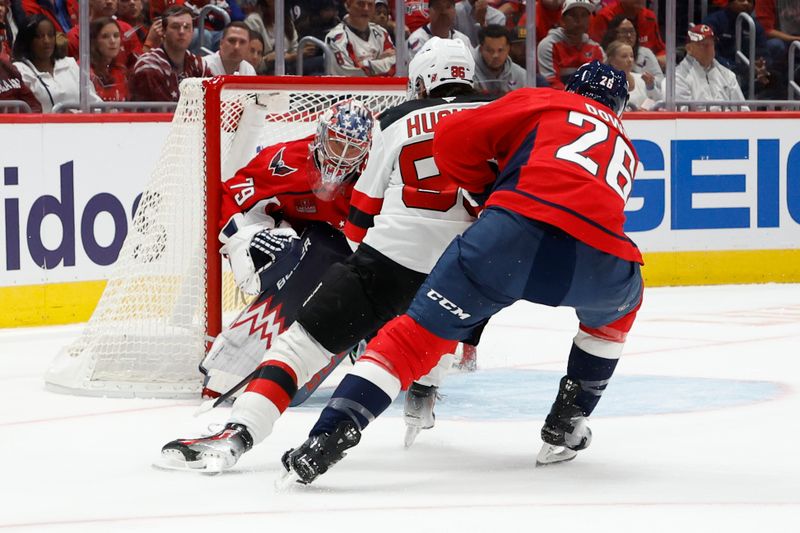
{"left": 0, "top": 249, "right": 798, "bottom": 327}
{"left": 642, "top": 249, "right": 800, "bottom": 286}
{"left": 0, "top": 280, "right": 107, "bottom": 328}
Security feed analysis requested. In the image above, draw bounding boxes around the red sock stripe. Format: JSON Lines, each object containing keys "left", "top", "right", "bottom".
{"left": 245, "top": 379, "right": 293, "bottom": 413}
{"left": 243, "top": 360, "right": 299, "bottom": 413}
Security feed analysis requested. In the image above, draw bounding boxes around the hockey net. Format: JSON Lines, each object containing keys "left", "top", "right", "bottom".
{"left": 45, "top": 76, "right": 407, "bottom": 399}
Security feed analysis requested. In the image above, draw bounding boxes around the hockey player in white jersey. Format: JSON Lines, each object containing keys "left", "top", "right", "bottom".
{"left": 161, "top": 37, "right": 491, "bottom": 471}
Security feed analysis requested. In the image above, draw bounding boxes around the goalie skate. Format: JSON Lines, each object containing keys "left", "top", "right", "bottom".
{"left": 159, "top": 423, "right": 253, "bottom": 473}
{"left": 536, "top": 376, "right": 592, "bottom": 467}
{"left": 403, "top": 383, "right": 438, "bottom": 448}
{"left": 279, "top": 420, "right": 361, "bottom": 485}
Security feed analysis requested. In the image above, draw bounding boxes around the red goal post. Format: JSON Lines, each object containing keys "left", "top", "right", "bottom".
{"left": 45, "top": 76, "right": 408, "bottom": 399}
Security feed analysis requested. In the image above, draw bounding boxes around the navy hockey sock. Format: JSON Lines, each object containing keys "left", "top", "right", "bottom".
{"left": 566, "top": 342, "right": 619, "bottom": 416}
{"left": 310, "top": 374, "right": 393, "bottom": 436}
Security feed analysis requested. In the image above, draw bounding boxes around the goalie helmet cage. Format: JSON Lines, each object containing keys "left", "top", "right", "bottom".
{"left": 45, "top": 76, "right": 408, "bottom": 399}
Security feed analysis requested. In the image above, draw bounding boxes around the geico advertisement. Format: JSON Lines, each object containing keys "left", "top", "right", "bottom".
{"left": 625, "top": 118, "right": 800, "bottom": 252}
{"left": 0, "top": 121, "right": 169, "bottom": 286}
{"left": 0, "top": 117, "right": 799, "bottom": 288}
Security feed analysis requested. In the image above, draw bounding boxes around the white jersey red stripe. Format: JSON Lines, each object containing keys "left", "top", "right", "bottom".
{"left": 345, "top": 95, "right": 490, "bottom": 274}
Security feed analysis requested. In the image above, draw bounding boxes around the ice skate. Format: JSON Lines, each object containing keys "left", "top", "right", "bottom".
{"left": 403, "top": 383, "right": 438, "bottom": 448}
{"left": 279, "top": 420, "right": 361, "bottom": 485}
{"left": 536, "top": 376, "right": 592, "bottom": 467}
{"left": 159, "top": 423, "right": 253, "bottom": 473}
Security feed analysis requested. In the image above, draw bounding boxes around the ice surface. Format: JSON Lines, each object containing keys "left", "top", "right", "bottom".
{"left": 1, "top": 284, "right": 798, "bottom": 532}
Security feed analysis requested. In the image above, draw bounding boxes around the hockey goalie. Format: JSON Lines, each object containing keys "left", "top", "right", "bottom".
{"left": 201, "top": 98, "right": 375, "bottom": 405}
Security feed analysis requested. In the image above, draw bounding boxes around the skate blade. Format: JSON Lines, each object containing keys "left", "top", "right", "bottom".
{"left": 274, "top": 468, "right": 302, "bottom": 492}
{"left": 535, "top": 443, "right": 578, "bottom": 467}
{"left": 153, "top": 450, "right": 227, "bottom": 475}
{"left": 404, "top": 425, "right": 421, "bottom": 448}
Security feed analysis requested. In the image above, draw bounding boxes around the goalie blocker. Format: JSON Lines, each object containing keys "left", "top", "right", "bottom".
{"left": 202, "top": 222, "right": 356, "bottom": 405}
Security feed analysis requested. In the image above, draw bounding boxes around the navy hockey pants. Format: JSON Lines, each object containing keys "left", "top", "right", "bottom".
{"left": 406, "top": 207, "right": 643, "bottom": 341}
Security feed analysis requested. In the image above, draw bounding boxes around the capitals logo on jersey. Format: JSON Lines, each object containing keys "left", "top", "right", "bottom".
{"left": 269, "top": 147, "right": 298, "bottom": 177}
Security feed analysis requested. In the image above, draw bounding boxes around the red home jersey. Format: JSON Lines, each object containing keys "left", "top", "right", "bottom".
{"left": 432, "top": 88, "right": 643, "bottom": 264}
{"left": 220, "top": 135, "right": 353, "bottom": 233}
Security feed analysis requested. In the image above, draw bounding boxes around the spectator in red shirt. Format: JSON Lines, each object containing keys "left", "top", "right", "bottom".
{"left": 516, "top": 0, "right": 564, "bottom": 42}
{"left": 20, "top": 0, "right": 77, "bottom": 33}
{"left": 538, "top": 0, "right": 604, "bottom": 89}
{"left": 1, "top": 0, "right": 13, "bottom": 57}
{"left": 755, "top": 0, "right": 800, "bottom": 51}
{"left": 0, "top": 50, "right": 42, "bottom": 111}
{"left": 129, "top": 5, "right": 210, "bottom": 102}
{"left": 89, "top": 17, "right": 128, "bottom": 101}
{"left": 117, "top": 0, "right": 154, "bottom": 48}
{"left": 590, "top": 0, "right": 665, "bottom": 69}
{"left": 405, "top": 0, "right": 430, "bottom": 33}
{"left": 66, "top": 0, "right": 143, "bottom": 69}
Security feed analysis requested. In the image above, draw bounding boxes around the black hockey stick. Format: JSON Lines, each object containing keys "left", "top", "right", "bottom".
{"left": 194, "top": 369, "right": 258, "bottom": 416}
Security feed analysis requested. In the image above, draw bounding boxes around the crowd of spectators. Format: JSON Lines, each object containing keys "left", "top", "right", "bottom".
{"left": 0, "top": 0, "right": 799, "bottom": 112}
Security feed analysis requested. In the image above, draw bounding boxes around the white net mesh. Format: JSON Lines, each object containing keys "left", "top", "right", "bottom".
{"left": 45, "top": 77, "right": 407, "bottom": 398}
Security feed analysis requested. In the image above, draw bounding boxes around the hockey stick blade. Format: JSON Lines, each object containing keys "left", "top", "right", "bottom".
{"left": 535, "top": 443, "right": 578, "bottom": 467}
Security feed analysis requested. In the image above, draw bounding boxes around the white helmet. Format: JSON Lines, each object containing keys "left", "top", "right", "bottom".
{"left": 407, "top": 37, "right": 475, "bottom": 100}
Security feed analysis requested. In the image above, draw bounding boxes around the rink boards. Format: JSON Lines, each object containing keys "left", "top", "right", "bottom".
{"left": 0, "top": 112, "right": 799, "bottom": 326}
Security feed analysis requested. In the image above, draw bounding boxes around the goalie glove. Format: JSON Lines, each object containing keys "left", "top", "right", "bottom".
{"left": 220, "top": 214, "right": 301, "bottom": 295}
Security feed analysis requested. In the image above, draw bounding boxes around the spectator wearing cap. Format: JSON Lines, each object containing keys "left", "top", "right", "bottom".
{"left": 204, "top": 21, "right": 256, "bottom": 74}
{"left": 454, "top": 0, "right": 506, "bottom": 47}
{"left": 674, "top": 24, "right": 749, "bottom": 111}
{"left": 538, "top": 0, "right": 604, "bottom": 90}
{"left": 408, "top": 0, "right": 470, "bottom": 59}
{"left": 507, "top": 24, "right": 549, "bottom": 88}
{"left": 325, "top": 0, "right": 396, "bottom": 76}
{"left": 129, "top": 5, "right": 210, "bottom": 102}
{"left": 590, "top": 0, "right": 665, "bottom": 69}
{"left": 516, "top": 0, "right": 564, "bottom": 45}
{"left": 372, "top": 0, "right": 392, "bottom": 36}
{"left": 473, "top": 24, "right": 526, "bottom": 97}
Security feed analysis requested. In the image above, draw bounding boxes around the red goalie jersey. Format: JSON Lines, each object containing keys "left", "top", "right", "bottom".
{"left": 433, "top": 88, "right": 643, "bottom": 264}
{"left": 220, "top": 134, "right": 354, "bottom": 232}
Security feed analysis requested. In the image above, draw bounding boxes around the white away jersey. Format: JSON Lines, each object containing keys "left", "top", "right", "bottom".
{"left": 344, "top": 95, "right": 490, "bottom": 273}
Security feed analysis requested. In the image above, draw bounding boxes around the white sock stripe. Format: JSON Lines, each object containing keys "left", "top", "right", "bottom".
{"left": 574, "top": 330, "right": 624, "bottom": 359}
{"left": 350, "top": 361, "right": 402, "bottom": 399}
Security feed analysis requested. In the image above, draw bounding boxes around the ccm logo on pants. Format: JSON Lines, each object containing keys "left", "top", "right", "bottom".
{"left": 426, "top": 290, "right": 471, "bottom": 320}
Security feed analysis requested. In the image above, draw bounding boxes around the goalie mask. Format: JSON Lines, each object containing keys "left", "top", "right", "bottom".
{"left": 308, "top": 99, "right": 374, "bottom": 200}
{"left": 407, "top": 37, "right": 475, "bottom": 100}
